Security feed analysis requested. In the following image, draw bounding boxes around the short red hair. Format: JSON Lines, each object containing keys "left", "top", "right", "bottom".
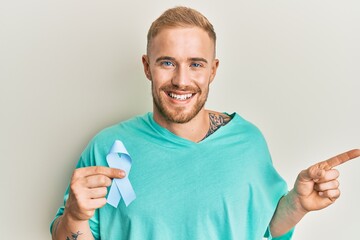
{"left": 146, "top": 6, "right": 216, "bottom": 54}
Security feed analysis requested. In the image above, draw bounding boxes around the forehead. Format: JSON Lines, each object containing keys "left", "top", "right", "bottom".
{"left": 148, "top": 27, "right": 215, "bottom": 59}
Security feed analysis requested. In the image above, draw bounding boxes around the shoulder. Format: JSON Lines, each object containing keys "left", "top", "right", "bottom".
{"left": 78, "top": 113, "right": 151, "bottom": 165}
{"left": 93, "top": 113, "right": 150, "bottom": 141}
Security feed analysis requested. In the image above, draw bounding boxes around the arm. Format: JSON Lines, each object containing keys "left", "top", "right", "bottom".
{"left": 52, "top": 166, "right": 125, "bottom": 240}
{"left": 269, "top": 149, "right": 360, "bottom": 237}
{"left": 51, "top": 214, "right": 92, "bottom": 240}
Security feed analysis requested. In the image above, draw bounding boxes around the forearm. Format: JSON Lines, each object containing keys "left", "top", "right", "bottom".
{"left": 269, "top": 189, "right": 308, "bottom": 237}
{"left": 52, "top": 212, "right": 94, "bottom": 240}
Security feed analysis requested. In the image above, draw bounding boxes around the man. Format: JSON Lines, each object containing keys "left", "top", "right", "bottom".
{"left": 51, "top": 7, "right": 359, "bottom": 240}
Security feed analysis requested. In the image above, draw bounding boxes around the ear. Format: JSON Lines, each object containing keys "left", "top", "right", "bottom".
{"left": 209, "top": 59, "right": 219, "bottom": 83}
{"left": 142, "top": 55, "right": 152, "bottom": 81}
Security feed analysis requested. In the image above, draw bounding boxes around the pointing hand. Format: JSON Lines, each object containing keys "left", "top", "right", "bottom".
{"left": 294, "top": 149, "right": 360, "bottom": 212}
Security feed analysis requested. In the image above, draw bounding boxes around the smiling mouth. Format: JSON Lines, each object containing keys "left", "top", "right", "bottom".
{"left": 167, "top": 92, "right": 194, "bottom": 101}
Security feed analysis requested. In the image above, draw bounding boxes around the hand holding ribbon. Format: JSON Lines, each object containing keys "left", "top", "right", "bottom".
{"left": 106, "top": 140, "right": 136, "bottom": 207}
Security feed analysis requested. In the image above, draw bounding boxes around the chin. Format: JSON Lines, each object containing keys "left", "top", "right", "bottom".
{"left": 153, "top": 91, "right": 208, "bottom": 124}
{"left": 160, "top": 106, "right": 205, "bottom": 124}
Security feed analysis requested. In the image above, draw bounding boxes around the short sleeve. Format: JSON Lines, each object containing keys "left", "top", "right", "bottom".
{"left": 264, "top": 226, "right": 295, "bottom": 239}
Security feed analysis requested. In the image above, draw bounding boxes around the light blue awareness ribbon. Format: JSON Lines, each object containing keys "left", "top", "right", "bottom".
{"left": 106, "top": 140, "right": 136, "bottom": 207}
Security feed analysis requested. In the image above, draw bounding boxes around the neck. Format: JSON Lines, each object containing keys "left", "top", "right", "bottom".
{"left": 153, "top": 109, "right": 210, "bottom": 142}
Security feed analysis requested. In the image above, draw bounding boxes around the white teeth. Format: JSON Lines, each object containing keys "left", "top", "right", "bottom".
{"left": 169, "top": 93, "right": 193, "bottom": 100}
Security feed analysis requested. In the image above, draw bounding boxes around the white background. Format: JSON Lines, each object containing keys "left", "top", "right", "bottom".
{"left": 1, "top": 0, "right": 359, "bottom": 239}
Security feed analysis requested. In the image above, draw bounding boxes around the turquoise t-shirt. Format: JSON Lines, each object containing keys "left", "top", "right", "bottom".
{"left": 52, "top": 112, "right": 294, "bottom": 239}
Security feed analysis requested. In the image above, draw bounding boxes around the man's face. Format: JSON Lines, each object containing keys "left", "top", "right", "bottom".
{"left": 143, "top": 27, "right": 219, "bottom": 124}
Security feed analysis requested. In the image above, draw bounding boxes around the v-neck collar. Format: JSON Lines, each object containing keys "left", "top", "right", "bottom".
{"left": 146, "top": 112, "right": 238, "bottom": 146}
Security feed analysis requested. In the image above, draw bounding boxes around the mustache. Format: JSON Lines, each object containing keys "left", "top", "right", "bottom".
{"left": 160, "top": 85, "right": 200, "bottom": 93}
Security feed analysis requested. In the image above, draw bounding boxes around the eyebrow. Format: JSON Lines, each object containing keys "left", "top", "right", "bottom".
{"left": 155, "top": 56, "right": 208, "bottom": 64}
{"left": 188, "top": 57, "right": 208, "bottom": 64}
{"left": 155, "top": 56, "right": 176, "bottom": 63}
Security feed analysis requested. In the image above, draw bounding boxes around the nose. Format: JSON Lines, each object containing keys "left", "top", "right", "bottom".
{"left": 171, "top": 64, "right": 190, "bottom": 88}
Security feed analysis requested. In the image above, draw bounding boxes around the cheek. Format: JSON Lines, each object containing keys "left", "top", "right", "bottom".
{"left": 152, "top": 69, "right": 173, "bottom": 83}
{"left": 190, "top": 71, "right": 211, "bottom": 85}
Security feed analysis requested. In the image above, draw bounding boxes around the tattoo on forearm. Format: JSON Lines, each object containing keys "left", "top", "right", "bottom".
{"left": 66, "top": 231, "right": 82, "bottom": 240}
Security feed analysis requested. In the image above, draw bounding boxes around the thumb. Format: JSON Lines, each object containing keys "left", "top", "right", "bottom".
{"left": 298, "top": 166, "right": 325, "bottom": 182}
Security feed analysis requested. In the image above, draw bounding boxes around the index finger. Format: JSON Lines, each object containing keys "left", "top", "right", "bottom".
{"left": 74, "top": 166, "right": 125, "bottom": 179}
{"left": 323, "top": 149, "right": 360, "bottom": 169}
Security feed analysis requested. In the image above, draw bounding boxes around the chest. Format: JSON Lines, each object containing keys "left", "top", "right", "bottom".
{"left": 98, "top": 136, "right": 277, "bottom": 239}
{"left": 115, "top": 142, "right": 267, "bottom": 217}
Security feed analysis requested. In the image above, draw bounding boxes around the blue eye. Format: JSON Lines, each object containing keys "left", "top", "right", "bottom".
{"left": 162, "top": 61, "right": 174, "bottom": 67}
{"left": 191, "top": 63, "right": 202, "bottom": 68}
